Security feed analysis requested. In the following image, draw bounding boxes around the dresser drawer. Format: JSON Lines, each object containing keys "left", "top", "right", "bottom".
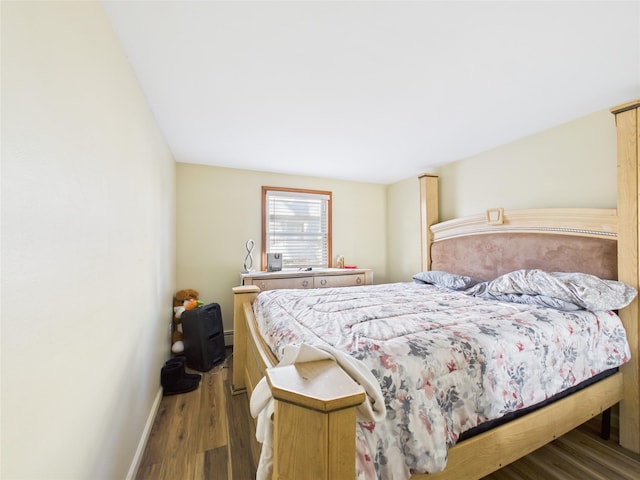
{"left": 249, "top": 276, "right": 313, "bottom": 291}
{"left": 241, "top": 268, "right": 372, "bottom": 291}
{"left": 314, "top": 273, "right": 366, "bottom": 288}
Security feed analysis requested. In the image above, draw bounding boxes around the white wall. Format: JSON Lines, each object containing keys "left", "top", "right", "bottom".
{"left": 1, "top": 2, "right": 175, "bottom": 479}
{"left": 175, "top": 164, "right": 387, "bottom": 334}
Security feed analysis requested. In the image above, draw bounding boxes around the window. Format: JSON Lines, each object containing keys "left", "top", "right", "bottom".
{"left": 262, "top": 186, "right": 332, "bottom": 270}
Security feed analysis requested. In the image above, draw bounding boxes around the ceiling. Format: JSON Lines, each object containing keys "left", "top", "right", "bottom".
{"left": 103, "top": 1, "right": 640, "bottom": 184}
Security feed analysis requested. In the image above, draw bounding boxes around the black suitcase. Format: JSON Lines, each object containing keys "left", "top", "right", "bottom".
{"left": 181, "top": 302, "right": 226, "bottom": 372}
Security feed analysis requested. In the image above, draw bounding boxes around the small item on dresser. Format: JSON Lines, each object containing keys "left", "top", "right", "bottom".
{"left": 336, "top": 255, "right": 345, "bottom": 269}
{"left": 267, "top": 253, "right": 282, "bottom": 272}
{"left": 344, "top": 265, "right": 357, "bottom": 269}
{"left": 243, "top": 239, "right": 255, "bottom": 273}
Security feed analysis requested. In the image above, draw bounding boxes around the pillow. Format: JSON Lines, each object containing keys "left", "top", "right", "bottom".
{"left": 468, "top": 269, "right": 637, "bottom": 311}
{"left": 412, "top": 270, "right": 480, "bottom": 291}
{"left": 468, "top": 282, "right": 582, "bottom": 311}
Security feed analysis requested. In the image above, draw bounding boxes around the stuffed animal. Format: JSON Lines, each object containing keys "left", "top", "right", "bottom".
{"left": 172, "top": 289, "right": 201, "bottom": 353}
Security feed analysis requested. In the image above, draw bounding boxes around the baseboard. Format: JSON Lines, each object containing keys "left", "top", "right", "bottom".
{"left": 224, "top": 329, "right": 234, "bottom": 346}
{"left": 126, "top": 387, "right": 163, "bottom": 480}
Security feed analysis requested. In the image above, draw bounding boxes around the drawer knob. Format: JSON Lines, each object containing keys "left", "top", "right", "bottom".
{"left": 302, "top": 280, "right": 309, "bottom": 287}
{"left": 320, "top": 279, "right": 327, "bottom": 286}
{"left": 356, "top": 277, "right": 362, "bottom": 284}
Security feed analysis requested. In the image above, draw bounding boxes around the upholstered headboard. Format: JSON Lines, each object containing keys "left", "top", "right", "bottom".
{"left": 429, "top": 208, "right": 618, "bottom": 281}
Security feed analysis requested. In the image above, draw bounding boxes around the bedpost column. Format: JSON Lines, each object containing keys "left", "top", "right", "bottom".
{"left": 267, "top": 360, "right": 367, "bottom": 480}
{"left": 612, "top": 99, "right": 640, "bottom": 453}
{"left": 232, "top": 285, "right": 260, "bottom": 394}
{"left": 419, "top": 173, "right": 439, "bottom": 272}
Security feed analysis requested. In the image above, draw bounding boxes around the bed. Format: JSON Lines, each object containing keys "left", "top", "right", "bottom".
{"left": 231, "top": 99, "right": 640, "bottom": 480}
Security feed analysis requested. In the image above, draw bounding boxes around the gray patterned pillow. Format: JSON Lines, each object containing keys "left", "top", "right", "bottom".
{"left": 467, "top": 282, "right": 582, "bottom": 311}
{"left": 469, "top": 269, "right": 637, "bottom": 311}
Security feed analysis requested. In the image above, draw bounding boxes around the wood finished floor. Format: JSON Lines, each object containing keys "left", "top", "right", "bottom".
{"left": 136, "top": 349, "right": 640, "bottom": 479}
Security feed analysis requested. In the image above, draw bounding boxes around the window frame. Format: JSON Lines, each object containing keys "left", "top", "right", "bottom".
{"left": 261, "top": 186, "right": 333, "bottom": 271}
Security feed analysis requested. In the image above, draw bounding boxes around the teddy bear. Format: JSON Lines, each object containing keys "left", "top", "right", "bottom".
{"left": 171, "top": 289, "right": 201, "bottom": 354}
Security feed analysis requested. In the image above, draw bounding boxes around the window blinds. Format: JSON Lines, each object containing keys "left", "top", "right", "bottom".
{"left": 265, "top": 189, "right": 330, "bottom": 268}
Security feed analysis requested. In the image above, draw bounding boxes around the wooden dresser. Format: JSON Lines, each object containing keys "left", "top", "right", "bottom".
{"left": 240, "top": 268, "right": 373, "bottom": 291}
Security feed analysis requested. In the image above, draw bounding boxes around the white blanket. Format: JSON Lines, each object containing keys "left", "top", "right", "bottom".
{"left": 249, "top": 343, "right": 386, "bottom": 480}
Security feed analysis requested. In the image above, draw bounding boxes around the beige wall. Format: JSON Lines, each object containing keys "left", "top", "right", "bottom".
{"left": 1, "top": 3, "right": 175, "bottom": 479}
{"left": 437, "top": 109, "right": 617, "bottom": 220}
{"left": 384, "top": 109, "right": 618, "bottom": 281}
{"left": 176, "top": 164, "right": 387, "bottom": 334}
{"left": 176, "top": 109, "right": 620, "bottom": 326}
{"left": 386, "top": 176, "right": 422, "bottom": 282}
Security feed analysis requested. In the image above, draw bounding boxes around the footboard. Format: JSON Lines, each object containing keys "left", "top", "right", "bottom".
{"left": 232, "top": 286, "right": 625, "bottom": 480}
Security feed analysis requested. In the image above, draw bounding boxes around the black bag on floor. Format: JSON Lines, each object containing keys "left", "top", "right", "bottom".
{"left": 181, "top": 302, "right": 226, "bottom": 372}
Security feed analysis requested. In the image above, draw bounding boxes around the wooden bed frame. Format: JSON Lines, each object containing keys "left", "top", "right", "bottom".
{"left": 231, "top": 100, "right": 640, "bottom": 480}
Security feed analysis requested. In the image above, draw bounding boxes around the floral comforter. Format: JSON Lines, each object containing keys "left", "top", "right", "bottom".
{"left": 253, "top": 282, "right": 631, "bottom": 480}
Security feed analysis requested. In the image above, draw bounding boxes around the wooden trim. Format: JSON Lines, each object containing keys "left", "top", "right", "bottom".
{"left": 610, "top": 99, "right": 640, "bottom": 116}
{"left": 432, "top": 208, "right": 617, "bottom": 241}
{"left": 272, "top": 399, "right": 359, "bottom": 480}
{"left": 612, "top": 101, "right": 640, "bottom": 452}
{"left": 261, "top": 186, "right": 333, "bottom": 271}
{"left": 267, "top": 360, "right": 366, "bottom": 413}
{"left": 245, "top": 300, "right": 278, "bottom": 369}
{"left": 231, "top": 286, "right": 260, "bottom": 394}
{"left": 419, "top": 174, "right": 439, "bottom": 271}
